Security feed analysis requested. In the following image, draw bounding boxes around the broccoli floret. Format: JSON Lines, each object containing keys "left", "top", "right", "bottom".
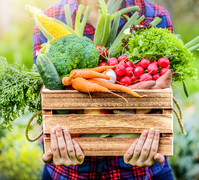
{"left": 47, "top": 35, "right": 100, "bottom": 76}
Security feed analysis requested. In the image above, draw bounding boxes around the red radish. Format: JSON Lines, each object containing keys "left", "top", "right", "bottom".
{"left": 131, "top": 75, "right": 139, "bottom": 84}
{"left": 158, "top": 57, "right": 170, "bottom": 68}
{"left": 147, "top": 64, "right": 158, "bottom": 75}
{"left": 167, "top": 64, "right": 171, "bottom": 69}
{"left": 125, "top": 67, "right": 134, "bottom": 76}
{"left": 160, "top": 67, "right": 170, "bottom": 76}
{"left": 108, "top": 58, "right": 118, "bottom": 65}
{"left": 119, "top": 62, "right": 126, "bottom": 67}
{"left": 98, "top": 62, "right": 108, "bottom": 66}
{"left": 126, "top": 61, "right": 134, "bottom": 68}
{"left": 118, "top": 55, "right": 128, "bottom": 62}
{"left": 135, "top": 61, "right": 141, "bottom": 67}
{"left": 140, "top": 59, "right": 151, "bottom": 69}
{"left": 134, "top": 66, "right": 144, "bottom": 77}
{"left": 140, "top": 73, "right": 153, "bottom": 82}
{"left": 153, "top": 74, "right": 160, "bottom": 80}
{"left": 115, "top": 64, "right": 126, "bottom": 77}
{"left": 96, "top": 45, "right": 108, "bottom": 60}
{"left": 120, "top": 76, "right": 132, "bottom": 86}
{"left": 152, "top": 61, "right": 158, "bottom": 66}
{"left": 116, "top": 75, "right": 122, "bottom": 81}
{"left": 108, "top": 58, "right": 118, "bottom": 69}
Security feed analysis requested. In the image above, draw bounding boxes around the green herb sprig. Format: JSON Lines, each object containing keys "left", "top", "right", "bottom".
{"left": 0, "top": 57, "right": 43, "bottom": 130}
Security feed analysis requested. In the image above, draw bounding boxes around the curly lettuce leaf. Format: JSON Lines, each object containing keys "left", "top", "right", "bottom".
{"left": 127, "top": 27, "right": 197, "bottom": 81}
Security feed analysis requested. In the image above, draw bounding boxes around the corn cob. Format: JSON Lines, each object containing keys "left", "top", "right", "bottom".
{"left": 25, "top": 5, "right": 72, "bottom": 40}
{"left": 37, "top": 14, "right": 71, "bottom": 39}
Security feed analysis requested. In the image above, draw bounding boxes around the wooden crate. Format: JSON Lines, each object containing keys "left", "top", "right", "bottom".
{"left": 41, "top": 88, "right": 173, "bottom": 156}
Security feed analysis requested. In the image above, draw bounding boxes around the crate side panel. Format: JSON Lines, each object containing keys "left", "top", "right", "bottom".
{"left": 43, "top": 114, "right": 172, "bottom": 134}
{"left": 41, "top": 90, "right": 172, "bottom": 109}
{"left": 44, "top": 136, "right": 173, "bottom": 156}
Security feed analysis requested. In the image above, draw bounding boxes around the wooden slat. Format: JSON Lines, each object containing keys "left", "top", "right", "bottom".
{"left": 43, "top": 114, "right": 173, "bottom": 134}
{"left": 44, "top": 136, "right": 173, "bottom": 156}
{"left": 41, "top": 89, "right": 173, "bottom": 110}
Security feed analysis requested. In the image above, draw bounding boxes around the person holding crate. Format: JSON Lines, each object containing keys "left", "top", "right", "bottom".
{"left": 33, "top": 0, "right": 174, "bottom": 179}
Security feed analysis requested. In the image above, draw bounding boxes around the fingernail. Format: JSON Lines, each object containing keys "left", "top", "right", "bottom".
{"left": 64, "top": 130, "right": 69, "bottom": 135}
{"left": 48, "top": 149, "right": 53, "bottom": 155}
{"left": 154, "top": 153, "right": 159, "bottom": 159}
{"left": 51, "top": 129, "right": 55, "bottom": 134}
{"left": 155, "top": 129, "right": 159, "bottom": 136}
{"left": 149, "top": 128, "right": 154, "bottom": 134}
{"left": 143, "top": 130, "right": 148, "bottom": 135}
{"left": 56, "top": 126, "right": 61, "bottom": 131}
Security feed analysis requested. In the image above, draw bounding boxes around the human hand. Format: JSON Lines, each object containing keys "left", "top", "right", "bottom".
{"left": 42, "top": 126, "right": 85, "bottom": 166}
{"left": 124, "top": 128, "right": 165, "bottom": 167}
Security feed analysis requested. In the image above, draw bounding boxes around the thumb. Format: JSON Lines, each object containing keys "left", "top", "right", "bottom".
{"left": 154, "top": 153, "right": 165, "bottom": 163}
{"left": 42, "top": 149, "right": 53, "bottom": 163}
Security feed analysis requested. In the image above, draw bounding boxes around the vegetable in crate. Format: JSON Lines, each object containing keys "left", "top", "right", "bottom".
{"left": 124, "top": 27, "right": 197, "bottom": 81}
{"left": 47, "top": 35, "right": 100, "bottom": 76}
{"left": 36, "top": 54, "right": 63, "bottom": 90}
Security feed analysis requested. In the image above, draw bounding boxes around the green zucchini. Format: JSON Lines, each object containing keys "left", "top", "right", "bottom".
{"left": 36, "top": 54, "right": 63, "bottom": 90}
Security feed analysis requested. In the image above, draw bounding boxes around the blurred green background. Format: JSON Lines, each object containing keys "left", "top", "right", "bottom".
{"left": 0, "top": 0, "right": 199, "bottom": 179}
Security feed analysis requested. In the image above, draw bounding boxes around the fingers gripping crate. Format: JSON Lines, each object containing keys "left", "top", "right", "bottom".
{"left": 41, "top": 88, "right": 173, "bottom": 156}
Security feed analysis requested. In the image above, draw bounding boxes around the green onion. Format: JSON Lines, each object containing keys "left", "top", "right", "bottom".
{"left": 109, "top": 0, "right": 123, "bottom": 14}
{"left": 106, "top": 12, "right": 121, "bottom": 47}
{"left": 79, "top": 6, "right": 92, "bottom": 36}
{"left": 101, "top": 14, "right": 112, "bottom": 46}
{"left": 150, "top": 17, "right": 162, "bottom": 26}
{"left": 109, "top": 12, "right": 139, "bottom": 57}
{"left": 134, "top": 15, "right": 145, "bottom": 25}
{"left": 98, "top": 0, "right": 107, "bottom": 15}
{"left": 64, "top": 5, "right": 73, "bottom": 29}
{"left": 107, "top": 0, "right": 115, "bottom": 13}
{"left": 117, "top": 11, "right": 139, "bottom": 40}
{"left": 185, "top": 36, "right": 199, "bottom": 48}
{"left": 94, "top": 14, "right": 106, "bottom": 46}
{"left": 75, "top": 4, "right": 85, "bottom": 35}
{"left": 117, "top": 6, "right": 140, "bottom": 16}
{"left": 188, "top": 43, "right": 199, "bottom": 52}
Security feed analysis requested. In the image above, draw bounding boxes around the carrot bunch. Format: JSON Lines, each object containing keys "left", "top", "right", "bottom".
{"left": 62, "top": 65, "right": 142, "bottom": 100}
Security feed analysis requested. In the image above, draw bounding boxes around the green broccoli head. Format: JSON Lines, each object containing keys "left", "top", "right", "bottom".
{"left": 47, "top": 35, "right": 100, "bottom": 76}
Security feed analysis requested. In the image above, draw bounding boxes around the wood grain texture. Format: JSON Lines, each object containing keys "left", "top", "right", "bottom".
{"left": 43, "top": 114, "right": 173, "bottom": 134}
{"left": 44, "top": 136, "right": 173, "bottom": 156}
{"left": 41, "top": 89, "right": 173, "bottom": 110}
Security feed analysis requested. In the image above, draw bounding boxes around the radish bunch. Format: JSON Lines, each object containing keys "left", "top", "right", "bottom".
{"left": 107, "top": 55, "right": 171, "bottom": 86}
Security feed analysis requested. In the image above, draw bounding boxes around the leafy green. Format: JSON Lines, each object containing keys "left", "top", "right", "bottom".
{"left": 0, "top": 57, "right": 43, "bottom": 130}
{"left": 127, "top": 27, "right": 197, "bottom": 81}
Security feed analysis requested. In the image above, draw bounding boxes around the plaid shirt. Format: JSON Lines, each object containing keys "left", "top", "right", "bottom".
{"left": 34, "top": 0, "right": 173, "bottom": 179}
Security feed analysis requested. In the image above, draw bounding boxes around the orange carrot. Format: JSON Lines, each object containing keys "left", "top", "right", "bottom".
{"left": 70, "top": 65, "right": 116, "bottom": 74}
{"left": 62, "top": 72, "right": 76, "bottom": 86}
{"left": 69, "top": 70, "right": 111, "bottom": 80}
{"left": 87, "top": 78, "right": 142, "bottom": 97}
{"left": 128, "top": 81, "right": 156, "bottom": 89}
{"left": 72, "top": 78, "right": 128, "bottom": 102}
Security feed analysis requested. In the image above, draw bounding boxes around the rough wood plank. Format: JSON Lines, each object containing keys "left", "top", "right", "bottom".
{"left": 43, "top": 114, "right": 173, "bottom": 134}
{"left": 44, "top": 136, "right": 173, "bottom": 156}
{"left": 41, "top": 89, "right": 173, "bottom": 110}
